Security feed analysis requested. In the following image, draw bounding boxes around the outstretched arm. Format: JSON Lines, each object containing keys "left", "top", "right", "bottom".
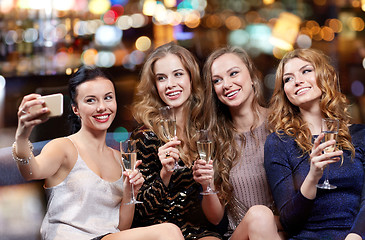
{"left": 14, "top": 94, "right": 66, "bottom": 181}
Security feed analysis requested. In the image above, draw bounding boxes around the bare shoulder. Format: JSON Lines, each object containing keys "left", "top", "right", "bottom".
{"left": 110, "top": 147, "right": 122, "bottom": 159}
{"left": 40, "top": 137, "right": 77, "bottom": 160}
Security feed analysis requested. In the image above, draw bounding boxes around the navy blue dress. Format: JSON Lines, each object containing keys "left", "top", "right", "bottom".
{"left": 264, "top": 124, "right": 365, "bottom": 240}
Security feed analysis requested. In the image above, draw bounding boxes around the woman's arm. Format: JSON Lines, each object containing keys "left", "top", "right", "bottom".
{"left": 14, "top": 94, "right": 66, "bottom": 181}
{"left": 264, "top": 133, "right": 315, "bottom": 232}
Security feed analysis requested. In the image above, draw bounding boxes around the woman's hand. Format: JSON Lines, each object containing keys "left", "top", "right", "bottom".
{"left": 301, "top": 133, "right": 343, "bottom": 199}
{"left": 308, "top": 133, "right": 343, "bottom": 183}
{"left": 157, "top": 136, "right": 181, "bottom": 172}
{"left": 16, "top": 93, "right": 51, "bottom": 140}
{"left": 122, "top": 160, "right": 144, "bottom": 196}
{"left": 192, "top": 159, "right": 214, "bottom": 190}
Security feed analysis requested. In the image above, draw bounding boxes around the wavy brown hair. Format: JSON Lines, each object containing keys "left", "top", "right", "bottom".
{"left": 132, "top": 42, "right": 205, "bottom": 165}
{"left": 203, "top": 46, "right": 267, "bottom": 205}
{"left": 268, "top": 48, "right": 355, "bottom": 158}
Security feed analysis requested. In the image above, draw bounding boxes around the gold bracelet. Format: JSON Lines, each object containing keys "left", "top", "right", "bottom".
{"left": 12, "top": 140, "right": 34, "bottom": 165}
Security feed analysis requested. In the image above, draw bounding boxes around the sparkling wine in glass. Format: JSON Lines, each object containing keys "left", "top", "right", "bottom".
{"left": 159, "top": 106, "right": 185, "bottom": 171}
{"left": 197, "top": 129, "right": 218, "bottom": 195}
{"left": 120, "top": 139, "right": 142, "bottom": 205}
{"left": 316, "top": 118, "right": 339, "bottom": 190}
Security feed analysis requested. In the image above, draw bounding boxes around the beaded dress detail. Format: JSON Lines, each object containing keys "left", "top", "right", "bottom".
{"left": 131, "top": 126, "right": 222, "bottom": 240}
{"left": 226, "top": 123, "right": 274, "bottom": 235}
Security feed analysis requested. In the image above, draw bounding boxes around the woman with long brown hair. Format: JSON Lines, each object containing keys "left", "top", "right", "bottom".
{"left": 193, "top": 46, "right": 283, "bottom": 239}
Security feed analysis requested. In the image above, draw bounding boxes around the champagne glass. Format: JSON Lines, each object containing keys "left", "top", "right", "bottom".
{"left": 197, "top": 129, "right": 218, "bottom": 195}
{"left": 159, "top": 106, "right": 185, "bottom": 171}
{"left": 316, "top": 118, "right": 339, "bottom": 190}
{"left": 120, "top": 139, "right": 142, "bottom": 205}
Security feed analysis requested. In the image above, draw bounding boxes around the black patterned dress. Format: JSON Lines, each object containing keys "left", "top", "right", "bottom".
{"left": 131, "top": 126, "right": 222, "bottom": 240}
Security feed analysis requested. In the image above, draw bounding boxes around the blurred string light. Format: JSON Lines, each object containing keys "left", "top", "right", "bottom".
{"left": 228, "top": 29, "right": 249, "bottom": 47}
{"left": 184, "top": 11, "right": 201, "bottom": 28}
{"left": 296, "top": 34, "right": 312, "bottom": 48}
{"left": 142, "top": 0, "right": 207, "bottom": 27}
{"left": 362, "top": 0, "right": 365, "bottom": 11}
{"left": 5, "top": 30, "right": 17, "bottom": 45}
{"left": 0, "top": 0, "right": 14, "bottom": 13}
{"left": 81, "top": 48, "right": 98, "bottom": 66}
{"left": 117, "top": 15, "right": 133, "bottom": 29}
{"left": 205, "top": 14, "right": 223, "bottom": 29}
{"left": 349, "top": 17, "right": 365, "bottom": 31}
{"left": 89, "top": 0, "right": 111, "bottom": 14}
{"left": 53, "top": 52, "right": 69, "bottom": 69}
{"left": 270, "top": 12, "right": 301, "bottom": 51}
{"left": 95, "top": 25, "right": 122, "bottom": 47}
{"left": 129, "top": 50, "right": 146, "bottom": 65}
{"left": 143, "top": 0, "right": 157, "bottom": 16}
{"left": 103, "top": 10, "right": 119, "bottom": 25}
{"left": 23, "top": 28, "right": 38, "bottom": 43}
{"left": 113, "top": 127, "right": 129, "bottom": 143}
{"left": 110, "top": 0, "right": 128, "bottom": 5}
{"left": 164, "top": 0, "right": 176, "bottom": 8}
{"left": 174, "top": 24, "right": 194, "bottom": 40}
{"left": 327, "top": 19, "right": 343, "bottom": 33}
{"left": 66, "top": 68, "right": 73, "bottom": 75}
{"left": 96, "top": 51, "right": 116, "bottom": 68}
{"left": 53, "top": 0, "right": 75, "bottom": 11}
{"left": 246, "top": 24, "right": 273, "bottom": 55}
{"left": 131, "top": 13, "right": 147, "bottom": 28}
{"left": 225, "top": 15, "right": 244, "bottom": 30}
{"left": 321, "top": 26, "right": 334, "bottom": 41}
{"left": 135, "top": 36, "right": 152, "bottom": 51}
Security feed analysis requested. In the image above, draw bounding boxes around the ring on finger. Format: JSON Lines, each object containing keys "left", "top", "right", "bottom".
{"left": 21, "top": 110, "right": 27, "bottom": 114}
{"left": 166, "top": 151, "right": 170, "bottom": 158}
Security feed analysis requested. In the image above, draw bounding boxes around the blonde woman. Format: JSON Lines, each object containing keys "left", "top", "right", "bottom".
{"left": 265, "top": 48, "right": 364, "bottom": 239}
{"left": 131, "top": 42, "right": 222, "bottom": 240}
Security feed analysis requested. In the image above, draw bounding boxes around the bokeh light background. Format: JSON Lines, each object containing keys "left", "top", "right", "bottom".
{"left": 1, "top": 1, "right": 365, "bottom": 239}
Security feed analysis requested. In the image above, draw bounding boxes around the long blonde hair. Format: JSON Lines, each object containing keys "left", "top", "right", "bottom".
{"left": 203, "top": 46, "right": 267, "bottom": 205}
{"left": 268, "top": 48, "right": 355, "bottom": 158}
{"left": 132, "top": 42, "right": 205, "bottom": 165}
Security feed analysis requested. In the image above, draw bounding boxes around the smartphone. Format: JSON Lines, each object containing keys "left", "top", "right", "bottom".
{"left": 29, "top": 93, "right": 64, "bottom": 118}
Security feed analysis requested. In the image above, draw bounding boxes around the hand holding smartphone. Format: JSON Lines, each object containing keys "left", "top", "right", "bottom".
{"left": 29, "top": 93, "right": 63, "bottom": 118}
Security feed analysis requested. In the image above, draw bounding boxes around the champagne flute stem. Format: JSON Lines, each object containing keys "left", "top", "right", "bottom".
{"left": 131, "top": 182, "right": 135, "bottom": 201}
{"left": 325, "top": 164, "right": 330, "bottom": 182}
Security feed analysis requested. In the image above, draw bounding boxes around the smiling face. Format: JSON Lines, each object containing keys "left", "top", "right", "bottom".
{"left": 282, "top": 57, "right": 322, "bottom": 110}
{"left": 72, "top": 77, "right": 116, "bottom": 131}
{"left": 154, "top": 54, "right": 191, "bottom": 110}
{"left": 211, "top": 53, "right": 254, "bottom": 110}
